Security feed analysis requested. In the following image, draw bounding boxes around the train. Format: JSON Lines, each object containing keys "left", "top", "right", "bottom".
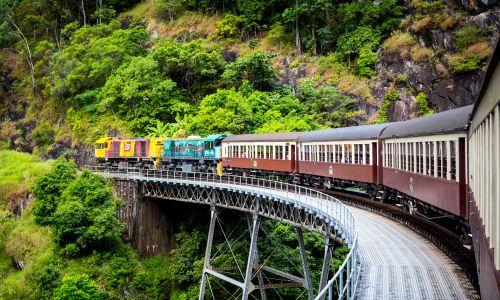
{"left": 94, "top": 40, "right": 500, "bottom": 298}
{"left": 95, "top": 134, "right": 229, "bottom": 172}
{"left": 94, "top": 105, "right": 472, "bottom": 237}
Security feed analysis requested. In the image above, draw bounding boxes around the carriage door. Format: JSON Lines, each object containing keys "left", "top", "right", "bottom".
{"left": 290, "top": 144, "right": 296, "bottom": 172}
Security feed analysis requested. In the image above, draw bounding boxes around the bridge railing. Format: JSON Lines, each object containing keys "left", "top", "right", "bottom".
{"left": 86, "top": 165, "right": 360, "bottom": 299}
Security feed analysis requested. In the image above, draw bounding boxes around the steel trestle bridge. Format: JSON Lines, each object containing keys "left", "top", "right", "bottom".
{"left": 88, "top": 166, "right": 360, "bottom": 300}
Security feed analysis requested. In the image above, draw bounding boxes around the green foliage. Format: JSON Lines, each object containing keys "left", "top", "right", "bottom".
{"left": 215, "top": 13, "right": 242, "bottom": 38}
{"left": 51, "top": 170, "right": 123, "bottom": 257}
{"left": 30, "top": 259, "right": 62, "bottom": 299}
{"left": 50, "top": 23, "right": 149, "bottom": 98}
{"left": 447, "top": 42, "right": 493, "bottom": 74}
{"left": 375, "top": 89, "right": 399, "bottom": 123}
{"left": 337, "top": 26, "right": 381, "bottom": 60}
{"left": 0, "top": 150, "right": 51, "bottom": 205}
{"left": 448, "top": 55, "right": 483, "bottom": 74}
{"left": 394, "top": 72, "right": 409, "bottom": 84}
{"left": 333, "top": 0, "right": 405, "bottom": 57}
{"left": 237, "top": 0, "right": 267, "bottom": 32}
{"left": 170, "top": 227, "right": 204, "bottom": 286}
{"left": 265, "top": 22, "right": 288, "bottom": 48}
{"left": 32, "top": 158, "right": 77, "bottom": 225}
{"left": 98, "top": 56, "right": 188, "bottom": 134}
{"left": 133, "top": 255, "right": 172, "bottom": 297}
{"left": 298, "top": 80, "right": 358, "bottom": 128}
{"left": 455, "top": 26, "right": 483, "bottom": 51}
{"left": 30, "top": 121, "right": 55, "bottom": 151}
{"left": 157, "top": 0, "right": 186, "bottom": 21}
{"left": 187, "top": 85, "right": 318, "bottom": 135}
{"left": 222, "top": 51, "right": 277, "bottom": 90}
{"left": 52, "top": 274, "right": 106, "bottom": 300}
{"left": 412, "top": 0, "right": 445, "bottom": 13}
{"left": 152, "top": 39, "right": 226, "bottom": 100}
{"left": 355, "top": 47, "right": 378, "bottom": 77}
{"left": 416, "top": 92, "right": 433, "bottom": 116}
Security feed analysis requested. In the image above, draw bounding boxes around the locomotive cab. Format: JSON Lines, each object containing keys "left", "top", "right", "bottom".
{"left": 95, "top": 137, "right": 112, "bottom": 159}
{"left": 204, "top": 134, "right": 231, "bottom": 159}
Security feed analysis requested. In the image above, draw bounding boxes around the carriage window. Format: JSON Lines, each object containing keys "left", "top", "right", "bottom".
{"left": 257, "top": 145, "right": 263, "bottom": 159}
{"left": 345, "top": 144, "right": 351, "bottom": 163}
{"left": 285, "top": 145, "right": 289, "bottom": 160}
{"left": 319, "top": 145, "right": 326, "bottom": 162}
{"left": 365, "top": 144, "right": 371, "bottom": 165}
{"left": 386, "top": 143, "right": 391, "bottom": 167}
{"left": 450, "top": 141, "right": 456, "bottom": 180}
{"left": 427, "top": 142, "right": 434, "bottom": 176}
{"left": 353, "top": 145, "right": 358, "bottom": 164}
{"left": 401, "top": 143, "right": 405, "bottom": 170}
{"left": 438, "top": 142, "right": 443, "bottom": 178}
{"left": 327, "top": 145, "right": 334, "bottom": 162}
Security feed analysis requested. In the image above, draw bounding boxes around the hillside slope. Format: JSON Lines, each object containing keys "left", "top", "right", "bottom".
{"left": 0, "top": 0, "right": 498, "bottom": 159}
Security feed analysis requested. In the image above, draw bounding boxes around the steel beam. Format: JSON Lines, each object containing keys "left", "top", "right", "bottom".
{"left": 242, "top": 214, "right": 260, "bottom": 300}
{"left": 248, "top": 216, "right": 267, "bottom": 300}
{"left": 199, "top": 206, "right": 218, "bottom": 300}
{"left": 318, "top": 237, "right": 333, "bottom": 300}
{"left": 297, "top": 227, "right": 314, "bottom": 300}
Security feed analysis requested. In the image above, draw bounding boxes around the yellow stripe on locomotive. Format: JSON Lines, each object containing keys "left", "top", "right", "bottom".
{"left": 119, "top": 140, "right": 136, "bottom": 157}
{"left": 149, "top": 138, "right": 164, "bottom": 158}
{"left": 95, "top": 137, "right": 112, "bottom": 158}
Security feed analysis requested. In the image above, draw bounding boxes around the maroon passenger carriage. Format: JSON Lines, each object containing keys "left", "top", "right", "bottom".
{"left": 380, "top": 106, "right": 473, "bottom": 231}
{"left": 222, "top": 132, "right": 301, "bottom": 177}
{"left": 296, "top": 124, "right": 388, "bottom": 187}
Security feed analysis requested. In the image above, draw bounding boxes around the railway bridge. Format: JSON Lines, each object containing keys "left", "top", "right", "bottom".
{"left": 91, "top": 167, "right": 478, "bottom": 299}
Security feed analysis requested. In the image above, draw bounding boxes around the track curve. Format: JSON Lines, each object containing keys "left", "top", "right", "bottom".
{"left": 352, "top": 207, "right": 478, "bottom": 299}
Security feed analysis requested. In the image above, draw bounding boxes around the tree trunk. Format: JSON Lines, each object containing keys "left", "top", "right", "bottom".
{"left": 81, "top": 0, "right": 87, "bottom": 26}
{"left": 9, "top": 15, "right": 35, "bottom": 90}
{"left": 311, "top": 22, "right": 316, "bottom": 55}
{"left": 295, "top": 0, "right": 301, "bottom": 56}
{"left": 54, "top": 28, "right": 61, "bottom": 52}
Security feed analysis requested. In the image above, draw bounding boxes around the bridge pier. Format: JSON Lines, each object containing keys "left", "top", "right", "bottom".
{"left": 112, "top": 179, "right": 177, "bottom": 256}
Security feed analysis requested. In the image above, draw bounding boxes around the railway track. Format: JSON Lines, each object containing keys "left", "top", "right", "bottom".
{"left": 319, "top": 188, "right": 480, "bottom": 293}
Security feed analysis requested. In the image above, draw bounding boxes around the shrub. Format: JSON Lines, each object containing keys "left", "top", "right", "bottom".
{"left": 412, "top": 0, "right": 445, "bottom": 13}
{"left": 52, "top": 170, "right": 123, "bottom": 257}
{"left": 446, "top": 42, "right": 493, "bottom": 74}
{"left": 264, "top": 22, "right": 288, "bottom": 49}
{"left": 337, "top": 26, "right": 381, "bottom": 60}
{"left": 215, "top": 13, "right": 241, "bottom": 38}
{"left": 355, "top": 47, "right": 378, "bottom": 77}
{"left": 376, "top": 89, "right": 400, "bottom": 123}
{"left": 221, "top": 51, "right": 277, "bottom": 90}
{"left": 52, "top": 274, "right": 106, "bottom": 300}
{"left": 439, "top": 14, "right": 456, "bottom": 31}
{"left": 30, "top": 121, "right": 55, "bottom": 150}
{"left": 383, "top": 31, "right": 416, "bottom": 53}
{"left": 32, "top": 158, "right": 77, "bottom": 225}
{"left": 411, "top": 15, "right": 433, "bottom": 32}
{"left": 394, "top": 72, "right": 408, "bottom": 84}
{"left": 455, "top": 26, "right": 483, "bottom": 51}
{"left": 156, "top": 0, "right": 185, "bottom": 21}
{"left": 415, "top": 92, "right": 433, "bottom": 116}
{"left": 411, "top": 45, "right": 433, "bottom": 62}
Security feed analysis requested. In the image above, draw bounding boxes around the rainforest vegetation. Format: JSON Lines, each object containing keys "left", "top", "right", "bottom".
{"left": 0, "top": 0, "right": 497, "bottom": 298}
